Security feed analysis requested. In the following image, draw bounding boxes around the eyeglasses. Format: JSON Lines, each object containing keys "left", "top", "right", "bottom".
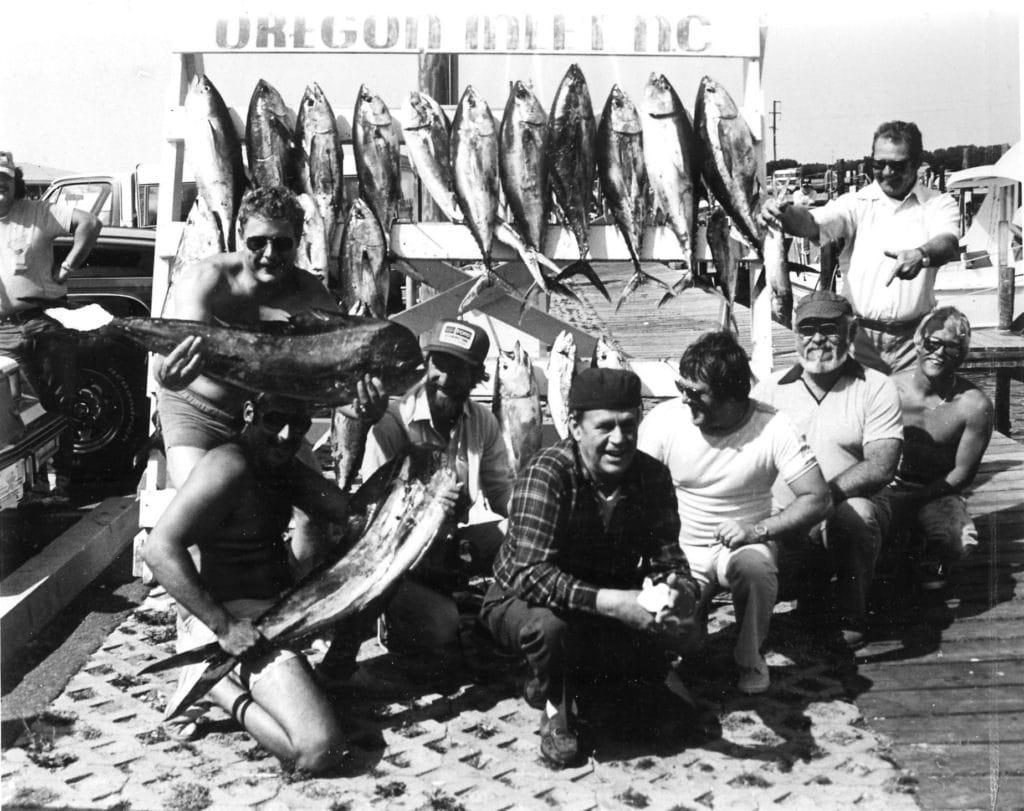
{"left": 675, "top": 380, "right": 710, "bottom": 401}
{"left": 258, "top": 410, "right": 312, "bottom": 435}
{"left": 796, "top": 321, "right": 842, "bottom": 339}
{"left": 922, "top": 336, "right": 965, "bottom": 358}
{"left": 244, "top": 235, "right": 295, "bottom": 253}
{"left": 870, "top": 158, "right": 911, "bottom": 175}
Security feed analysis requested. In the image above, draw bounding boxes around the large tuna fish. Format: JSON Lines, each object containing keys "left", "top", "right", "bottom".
{"left": 598, "top": 84, "right": 671, "bottom": 310}
{"left": 245, "top": 79, "right": 297, "bottom": 190}
{"left": 641, "top": 73, "right": 702, "bottom": 284}
{"left": 547, "top": 330, "right": 578, "bottom": 440}
{"left": 400, "top": 90, "right": 459, "bottom": 222}
{"left": 99, "top": 314, "right": 424, "bottom": 406}
{"left": 184, "top": 74, "right": 246, "bottom": 251}
{"left": 591, "top": 335, "right": 631, "bottom": 370}
{"left": 168, "top": 195, "right": 223, "bottom": 290}
{"left": 143, "top": 449, "right": 458, "bottom": 717}
{"left": 295, "top": 83, "right": 344, "bottom": 258}
{"left": 493, "top": 341, "right": 543, "bottom": 474}
{"left": 547, "top": 65, "right": 609, "bottom": 301}
{"left": 353, "top": 85, "right": 403, "bottom": 232}
{"left": 694, "top": 76, "right": 763, "bottom": 252}
{"left": 338, "top": 198, "right": 389, "bottom": 319}
{"left": 707, "top": 207, "right": 742, "bottom": 333}
{"left": 451, "top": 85, "right": 503, "bottom": 314}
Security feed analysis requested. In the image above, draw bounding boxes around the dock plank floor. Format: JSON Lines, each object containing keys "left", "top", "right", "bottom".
{"left": 557, "top": 262, "right": 1024, "bottom": 811}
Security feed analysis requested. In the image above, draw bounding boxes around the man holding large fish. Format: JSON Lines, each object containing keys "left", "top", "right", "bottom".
{"left": 760, "top": 120, "right": 960, "bottom": 374}
{"left": 317, "top": 319, "right": 513, "bottom": 683}
{"left": 482, "top": 367, "right": 701, "bottom": 768}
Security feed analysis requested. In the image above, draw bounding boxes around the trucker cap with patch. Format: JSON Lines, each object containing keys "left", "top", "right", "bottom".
{"left": 0, "top": 151, "right": 15, "bottom": 178}
{"left": 423, "top": 320, "right": 490, "bottom": 366}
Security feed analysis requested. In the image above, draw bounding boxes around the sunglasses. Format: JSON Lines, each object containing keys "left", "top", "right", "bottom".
{"left": 258, "top": 410, "right": 312, "bottom": 435}
{"left": 796, "top": 321, "right": 842, "bottom": 339}
{"left": 922, "top": 336, "right": 964, "bottom": 358}
{"left": 244, "top": 235, "right": 295, "bottom": 253}
{"left": 675, "top": 380, "right": 710, "bottom": 401}
{"left": 870, "top": 158, "right": 911, "bottom": 175}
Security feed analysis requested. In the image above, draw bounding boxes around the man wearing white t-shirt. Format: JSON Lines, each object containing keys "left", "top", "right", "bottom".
{"left": 639, "top": 331, "right": 831, "bottom": 694}
{"left": 760, "top": 121, "right": 960, "bottom": 374}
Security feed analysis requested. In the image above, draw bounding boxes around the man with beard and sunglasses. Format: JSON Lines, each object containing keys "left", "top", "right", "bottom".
{"left": 753, "top": 291, "right": 904, "bottom": 650}
{"left": 316, "top": 319, "right": 513, "bottom": 687}
{"left": 152, "top": 186, "right": 385, "bottom": 567}
{"left": 639, "top": 331, "right": 830, "bottom": 695}
{"left": 874, "top": 307, "right": 993, "bottom": 597}
{"left": 759, "top": 121, "right": 960, "bottom": 374}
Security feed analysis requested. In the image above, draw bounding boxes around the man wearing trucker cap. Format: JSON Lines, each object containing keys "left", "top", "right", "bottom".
{"left": 1, "top": 150, "right": 102, "bottom": 501}
{"left": 317, "top": 319, "right": 513, "bottom": 687}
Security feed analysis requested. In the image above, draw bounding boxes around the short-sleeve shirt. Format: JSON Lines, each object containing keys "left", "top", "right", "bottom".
{"left": 361, "top": 379, "right": 513, "bottom": 518}
{"left": 813, "top": 181, "right": 959, "bottom": 322}
{"left": 1, "top": 199, "right": 75, "bottom": 314}
{"left": 638, "top": 399, "right": 818, "bottom": 547}
{"left": 753, "top": 359, "right": 904, "bottom": 506}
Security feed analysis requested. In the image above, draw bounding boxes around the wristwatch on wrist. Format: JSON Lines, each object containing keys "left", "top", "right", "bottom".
{"left": 753, "top": 522, "right": 770, "bottom": 541}
{"left": 917, "top": 247, "right": 931, "bottom": 268}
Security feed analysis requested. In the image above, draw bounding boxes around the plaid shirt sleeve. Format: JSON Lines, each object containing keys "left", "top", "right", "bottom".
{"left": 496, "top": 448, "right": 601, "bottom": 612}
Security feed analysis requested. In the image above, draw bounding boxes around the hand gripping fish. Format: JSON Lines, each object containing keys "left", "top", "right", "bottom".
{"left": 141, "top": 450, "right": 458, "bottom": 718}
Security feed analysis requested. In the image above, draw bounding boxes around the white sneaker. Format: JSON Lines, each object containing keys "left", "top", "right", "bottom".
{"left": 737, "top": 663, "right": 770, "bottom": 695}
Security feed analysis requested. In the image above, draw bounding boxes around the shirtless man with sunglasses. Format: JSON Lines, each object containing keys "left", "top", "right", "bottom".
{"left": 152, "top": 186, "right": 385, "bottom": 566}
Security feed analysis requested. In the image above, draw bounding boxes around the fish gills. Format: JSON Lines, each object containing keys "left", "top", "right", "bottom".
{"left": 547, "top": 330, "right": 577, "bottom": 440}
{"left": 353, "top": 84, "right": 403, "bottom": 232}
{"left": 493, "top": 341, "right": 543, "bottom": 474}
{"left": 184, "top": 74, "right": 246, "bottom": 251}
{"left": 694, "top": 75, "right": 763, "bottom": 252}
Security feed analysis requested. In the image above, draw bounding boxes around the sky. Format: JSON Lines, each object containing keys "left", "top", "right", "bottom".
{"left": 1, "top": 2, "right": 1020, "bottom": 176}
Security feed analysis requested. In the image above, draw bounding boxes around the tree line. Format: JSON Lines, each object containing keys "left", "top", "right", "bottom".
{"left": 768, "top": 143, "right": 1012, "bottom": 179}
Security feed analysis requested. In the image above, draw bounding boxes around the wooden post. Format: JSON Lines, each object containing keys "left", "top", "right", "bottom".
{"left": 745, "top": 24, "right": 772, "bottom": 380}
{"left": 410, "top": 52, "right": 458, "bottom": 305}
{"left": 994, "top": 185, "right": 1014, "bottom": 435}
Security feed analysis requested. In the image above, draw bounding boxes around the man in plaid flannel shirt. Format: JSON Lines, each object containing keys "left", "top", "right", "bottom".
{"left": 481, "top": 367, "right": 701, "bottom": 768}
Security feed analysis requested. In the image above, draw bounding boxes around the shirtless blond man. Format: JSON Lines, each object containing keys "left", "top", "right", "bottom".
{"left": 874, "top": 306, "right": 994, "bottom": 588}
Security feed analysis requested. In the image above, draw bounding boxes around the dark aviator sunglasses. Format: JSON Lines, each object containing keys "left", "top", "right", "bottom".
{"left": 258, "top": 410, "right": 312, "bottom": 435}
{"left": 245, "top": 235, "right": 295, "bottom": 253}
{"left": 869, "top": 158, "right": 911, "bottom": 175}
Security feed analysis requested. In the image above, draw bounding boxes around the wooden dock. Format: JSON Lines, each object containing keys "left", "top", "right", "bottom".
{"left": 558, "top": 261, "right": 1024, "bottom": 810}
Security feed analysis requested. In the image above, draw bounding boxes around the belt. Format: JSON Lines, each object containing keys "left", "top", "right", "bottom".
{"left": 0, "top": 308, "right": 45, "bottom": 325}
{"left": 857, "top": 317, "right": 918, "bottom": 334}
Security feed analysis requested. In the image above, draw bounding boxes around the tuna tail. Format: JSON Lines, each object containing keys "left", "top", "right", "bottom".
{"left": 616, "top": 259, "right": 673, "bottom": 312}
{"left": 164, "top": 656, "right": 238, "bottom": 720}
{"left": 555, "top": 260, "right": 610, "bottom": 302}
{"left": 718, "top": 297, "right": 740, "bottom": 334}
{"left": 139, "top": 641, "right": 223, "bottom": 674}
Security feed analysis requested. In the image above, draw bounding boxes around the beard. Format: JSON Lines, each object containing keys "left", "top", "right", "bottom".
{"left": 802, "top": 348, "right": 848, "bottom": 374}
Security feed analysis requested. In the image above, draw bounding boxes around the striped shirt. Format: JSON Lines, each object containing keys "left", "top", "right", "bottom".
{"left": 492, "top": 438, "right": 697, "bottom": 613}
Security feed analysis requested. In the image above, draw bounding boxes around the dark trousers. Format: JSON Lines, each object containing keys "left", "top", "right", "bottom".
{"left": 0, "top": 315, "right": 77, "bottom": 475}
{"left": 480, "top": 582, "right": 667, "bottom": 710}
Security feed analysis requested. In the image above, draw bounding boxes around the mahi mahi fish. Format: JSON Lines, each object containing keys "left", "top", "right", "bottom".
{"left": 493, "top": 341, "right": 543, "bottom": 474}
{"left": 339, "top": 197, "right": 389, "bottom": 319}
{"left": 547, "top": 64, "right": 609, "bottom": 302}
{"left": 547, "top": 330, "right": 578, "bottom": 440}
{"left": 245, "top": 79, "right": 297, "bottom": 190}
{"left": 400, "top": 90, "right": 460, "bottom": 222}
{"left": 142, "top": 449, "right": 458, "bottom": 718}
{"left": 353, "top": 84, "right": 403, "bottom": 232}
{"left": 598, "top": 84, "right": 671, "bottom": 310}
{"left": 641, "top": 73, "right": 703, "bottom": 296}
{"left": 99, "top": 314, "right": 424, "bottom": 406}
{"left": 694, "top": 76, "right": 763, "bottom": 253}
{"left": 184, "top": 73, "right": 246, "bottom": 251}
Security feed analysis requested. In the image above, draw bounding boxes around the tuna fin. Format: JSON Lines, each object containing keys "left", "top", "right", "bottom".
{"left": 616, "top": 265, "right": 673, "bottom": 312}
{"left": 556, "top": 261, "right": 610, "bottom": 302}
{"left": 657, "top": 272, "right": 694, "bottom": 308}
{"left": 162, "top": 656, "right": 238, "bottom": 720}
{"left": 457, "top": 272, "right": 494, "bottom": 316}
{"left": 139, "top": 641, "right": 225, "bottom": 674}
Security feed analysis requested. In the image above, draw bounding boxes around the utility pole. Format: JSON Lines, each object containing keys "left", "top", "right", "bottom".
{"left": 770, "top": 100, "right": 781, "bottom": 164}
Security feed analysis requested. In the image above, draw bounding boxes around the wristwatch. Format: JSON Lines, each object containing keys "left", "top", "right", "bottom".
{"left": 753, "top": 522, "right": 770, "bottom": 541}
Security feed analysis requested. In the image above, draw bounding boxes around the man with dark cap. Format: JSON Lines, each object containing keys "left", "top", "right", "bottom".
{"left": 639, "top": 331, "right": 830, "bottom": 695}
{"left": 754, "top": 291, "right": 903, "bottom": 650}
{"left": 317, "top": 319, "right": 513, "bottom": 687}
{"left": 482, "top": 367, "right": 701, "bottom": 768}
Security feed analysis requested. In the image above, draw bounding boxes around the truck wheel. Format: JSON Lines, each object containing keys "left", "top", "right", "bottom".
{"left": 69, "top": 338, "right": 149, "bottom": 482}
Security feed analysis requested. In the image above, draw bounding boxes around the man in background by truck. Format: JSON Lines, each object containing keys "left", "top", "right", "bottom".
{"left": 1, "top": 151, "right": 102, "bottom": 502}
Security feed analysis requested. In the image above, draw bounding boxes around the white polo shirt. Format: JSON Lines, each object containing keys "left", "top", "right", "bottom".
{"left": 813, "top": 181, "right": 959, "bottom": 323}
{"left": 753, "top": 359, "right": 904, "bottom": 507}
